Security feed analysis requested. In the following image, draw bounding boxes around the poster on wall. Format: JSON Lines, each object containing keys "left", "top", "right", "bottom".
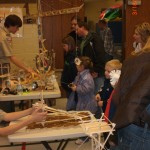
{"left": 128, "top": 0, "right": 141, "bottom": 5}
{"left": 0, "top": 7, "right": 23, "bottom": 37}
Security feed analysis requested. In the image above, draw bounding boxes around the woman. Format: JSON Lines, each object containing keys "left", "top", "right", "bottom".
{"left": 0, "top": 107, "right": 47, "bottom": 136}
{"left": 111, "top": 22, "right": 150, "bottom": 150}
{"left": 61, "top": 36, "right": 77, "bottom": 98}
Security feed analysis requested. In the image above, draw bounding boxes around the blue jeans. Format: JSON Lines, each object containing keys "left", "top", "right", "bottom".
{"left": 112, "top": 124, "right": 150, "bottom": 150}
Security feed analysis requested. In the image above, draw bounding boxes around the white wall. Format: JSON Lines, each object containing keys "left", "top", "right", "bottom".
{"left": 0, "top": 4, "right": 39, "bottom": 71}
{"left": 11, "top": 24, "right": 39, "bottom": 71}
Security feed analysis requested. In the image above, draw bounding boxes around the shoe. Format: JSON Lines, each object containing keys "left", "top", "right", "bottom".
{"left": 75, "top": 138, "right": 84, "bottom": 145}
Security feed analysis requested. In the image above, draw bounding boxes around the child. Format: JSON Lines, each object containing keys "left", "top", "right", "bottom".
{"left": 67, "top": 56, "right": 97, "bottom": 145}
{"left": 61, "top": 36, "right": 77, "bottom": 98}
{"left": 67, "top": 56, "right": 97, "bottom": 114}
{"left": 95, "top": 59, "right": 122, "bottom": 117}
{"left": 95, "top": 59, "right": 122, "bottom": 149}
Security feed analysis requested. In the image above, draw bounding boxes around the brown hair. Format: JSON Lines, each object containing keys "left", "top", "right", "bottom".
{"left": 71, "top": 15, "right": 81, "bottom": 22}
{"left": 79, "top": 56, "right": 93, "bottom": 69}
{"left": 106, "top": 59, "right": 122, "bottom": 70}
{"left": 77, "top": 21, "right": 89, "bottom": 31}
{"left": 62, "top": 36, "right": 76, "bottom": 51}
{"left": 4, "top": 14, "right": 22, "bottom": 28}
{"left": 98, "top": 19, "right": 107, "bottom": 25}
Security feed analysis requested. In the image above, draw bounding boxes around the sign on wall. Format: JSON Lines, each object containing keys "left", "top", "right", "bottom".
{"left": 128, "top": 0, "right": 141, "bottom": 5}
{"left": 0, "top": 7, "right": 23, "bottom": 37}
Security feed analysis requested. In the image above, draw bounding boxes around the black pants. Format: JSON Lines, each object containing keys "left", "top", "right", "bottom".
{"left": 0, "top": 63, "right": 15, "bottom": 112}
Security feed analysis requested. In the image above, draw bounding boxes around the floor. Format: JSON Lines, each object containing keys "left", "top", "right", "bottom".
{"left": 0, "top": 98, "right": 92, "bottom": 150}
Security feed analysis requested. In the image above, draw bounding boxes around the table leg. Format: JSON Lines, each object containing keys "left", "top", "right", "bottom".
{"left": 57, "top": 139, "right": 69, "bottom": 150}
{"left": 41, "top": 141, "right": 52, "bottom": 150}
{"left": 21, "top": 142, "right": 26, "bottom": 150}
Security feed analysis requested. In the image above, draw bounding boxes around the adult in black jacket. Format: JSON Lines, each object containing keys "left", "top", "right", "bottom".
{"left": 76, "top": 21, "right": 106, "bottom": 93}
{"left": 68, "top": 16, "right": 82, "bottom": 49}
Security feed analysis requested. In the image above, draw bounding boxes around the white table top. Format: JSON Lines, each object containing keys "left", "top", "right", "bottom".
{"left": 0, "top": 82, "right": 61, "bottom": 101}
{"left": 8, "top": 115, "right": 112, "bottom": 143}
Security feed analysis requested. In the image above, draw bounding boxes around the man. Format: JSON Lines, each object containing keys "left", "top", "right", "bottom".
{"left": 76, "top": 21, "right": 105, "bottom": 94}
{"left": 98, "top": 19, "right": 114, "bottom": 61}
{"left": 68, "top": 15, "right": 82, "bottom": 49}
{"left": 0, "top": 14, "right": 36, "bottom": 112}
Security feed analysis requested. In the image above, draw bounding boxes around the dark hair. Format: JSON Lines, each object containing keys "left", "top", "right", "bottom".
{"left": 62, "top": 36, "right": 76, "bottom": 51}
{"left": 79, "top": 56, "right": 93, "bottom": 69}
{"left": 71, "top": 15, "right": 81, "bottom": 22}
{"left": 99, "top": 19, "right": 107, "bottom": 25}
{"left": 77, "top": 21, "right": 89, "bottom": 30}
{"left": 4, "top": 14, "right": 22, "bottom": 28}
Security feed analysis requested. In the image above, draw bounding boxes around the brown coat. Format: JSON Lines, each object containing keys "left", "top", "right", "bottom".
{"left": 112, "top": 51, "right": 150, "bottom": 129}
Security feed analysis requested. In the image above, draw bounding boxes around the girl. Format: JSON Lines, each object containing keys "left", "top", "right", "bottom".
{"left": 61, "top": 36, "right": 77, "bottom": 98}
{"left": 67, "top": 56, "right": 97, "bottom": 114}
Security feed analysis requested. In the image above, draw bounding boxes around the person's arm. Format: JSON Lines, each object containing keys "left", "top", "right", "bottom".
{"left": 9, "top": 56, "right": 33, "bottom": 73}
{"left": 3, "top": 108, "right": 33, "bottom": 122}
{"left": 0, "top": 108, "right": 47, "bottom": 136}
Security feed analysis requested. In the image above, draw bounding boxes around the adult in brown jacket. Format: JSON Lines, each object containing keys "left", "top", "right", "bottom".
{"left": 111, "top": 22, "right": 150, "bottom": 150}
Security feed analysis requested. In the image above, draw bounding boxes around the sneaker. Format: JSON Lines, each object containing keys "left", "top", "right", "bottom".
{"left": 75, "top": 138, "right": 84, "bottom": 145}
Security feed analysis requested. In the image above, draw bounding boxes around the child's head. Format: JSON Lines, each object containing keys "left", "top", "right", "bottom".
{"left": 62, "top": 36, "right": 75, "bottom": 52}
{"left": 74, "top": 56, "right": 93, "bottom": 72}
{"left": 105, "top": 59, "right": 122, "bottom": 79}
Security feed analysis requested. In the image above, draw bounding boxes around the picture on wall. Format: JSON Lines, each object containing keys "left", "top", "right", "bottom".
{"left": 128, "top": 0, "right": 141, "bottom": 5}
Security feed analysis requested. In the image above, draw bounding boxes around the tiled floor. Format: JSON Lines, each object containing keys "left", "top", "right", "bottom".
{"left": 0, "top": 98, "right": 92, "bottom": 150}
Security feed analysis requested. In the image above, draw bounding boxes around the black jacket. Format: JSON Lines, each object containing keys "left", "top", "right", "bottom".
{"left": 98, "top": 78, "right": 113, "bottom": 112}
{"left": 68, "top": 31, "right": 82, "bottom": 47}
{"left": 79, "top": 31, "right": 105, "bottom": 76}
{"left": 61, "top": 51, "right": 77, "bottom": 94}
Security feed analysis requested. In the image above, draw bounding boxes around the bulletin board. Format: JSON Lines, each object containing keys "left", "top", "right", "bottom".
{"left": 0, "top": 7, "right": 23, "bottom": 37}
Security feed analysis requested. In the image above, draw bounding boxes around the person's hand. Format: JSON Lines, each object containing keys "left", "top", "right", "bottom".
{"left": 110, "top": 70, "right": 121, "bottom": 87}
{"left": 98, "top": 100, "right": 103, "bottom": 107}
{"left": 26, "top": 68, "right": 39, "bottom": 79}
{"left": 95, "top": 94, "right": 101, "bottom": 101}
{"left": 29, "top": 108, "right": 47, "bottom": 122}
{"left": 91, "top": 72, "right": 98, "bottom": 78}
{"left": 70, "top": 84, "right": 77, "bottom": 92}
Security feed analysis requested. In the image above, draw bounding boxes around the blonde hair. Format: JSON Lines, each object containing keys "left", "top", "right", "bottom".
{"left": 106, "top": 59, "right": 122, "bottom": 70}
{"left": 132, "top": 22, "right": 150, "bottom": 55}
{"left": 135, "top": 22, "right": 150, "bottom": 44}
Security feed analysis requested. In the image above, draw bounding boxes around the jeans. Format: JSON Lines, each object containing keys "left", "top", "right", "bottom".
{"left": 112, "top": 124, "right": 150, "bottom": 150}
{"left": 93, "top": 76, "right": 104, "bottom": 94}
